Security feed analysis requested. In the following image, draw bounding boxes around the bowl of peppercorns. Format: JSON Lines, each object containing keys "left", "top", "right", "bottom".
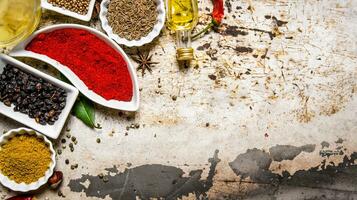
{"left": 41, "top": 0, "right": 97, "bottom": 21}
{"left": 0, "top": 54, "right": 79, "bottom": 139}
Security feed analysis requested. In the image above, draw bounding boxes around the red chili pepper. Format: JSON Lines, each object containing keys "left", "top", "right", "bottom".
{"left": 6, "top": 196, "right": 34, "bottom": 200}
{"left": 211, "top": 0, "right": 224, "bottom": 26}
{"left": 192, "top": 0, "right": 225, "bottom": 39}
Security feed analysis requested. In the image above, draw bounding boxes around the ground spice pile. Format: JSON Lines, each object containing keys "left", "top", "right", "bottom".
{"left": 47, "top": 0, "right": 90, "bottom": 15}
{"left": 0, "top": 134, "right": 51, "bottom": 184}
{"left": 107, "top": 0, "right": 158, "bottom": 40}
{"left": 26, "top": 28, "right": 133, "bottom": 101}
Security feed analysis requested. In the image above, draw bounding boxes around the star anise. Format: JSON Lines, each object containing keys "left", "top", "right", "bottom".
{"left": 131, "top": 49, "right": 159, "bottom": 77}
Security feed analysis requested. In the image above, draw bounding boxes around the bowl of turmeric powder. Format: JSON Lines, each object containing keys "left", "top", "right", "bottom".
{"left": 0, "top": 128, "right": 56, "bottom": 192}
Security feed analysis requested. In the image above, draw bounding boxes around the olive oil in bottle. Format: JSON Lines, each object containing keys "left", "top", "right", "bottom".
{"left": 0, "top": 0, "right": 41, "bottom": 48}
{"left": 166, "top": 0, "right": 198, "bottom": 61}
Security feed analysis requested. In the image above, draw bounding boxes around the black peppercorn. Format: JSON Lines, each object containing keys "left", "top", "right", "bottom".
{"left": 0, "top": 64, "right": 68, "bottom": 126}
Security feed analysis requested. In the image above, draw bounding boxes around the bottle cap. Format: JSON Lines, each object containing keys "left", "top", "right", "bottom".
{"left": 177, "top": 48, "right": 194, "bottom": 61}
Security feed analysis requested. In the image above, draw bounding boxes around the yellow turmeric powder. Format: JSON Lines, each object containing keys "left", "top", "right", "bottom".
{"left": 0, "top": 134, "right": 51, "bottom": 184}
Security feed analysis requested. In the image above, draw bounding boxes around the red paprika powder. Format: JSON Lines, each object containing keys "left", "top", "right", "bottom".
{"left": 26, "top": 28, "right": 133, "bottom": 101}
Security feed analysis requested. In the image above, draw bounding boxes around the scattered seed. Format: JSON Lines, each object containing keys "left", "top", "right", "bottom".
{"left": 96, "top": 138, "right": 101, "bottom": 143}
{"left": 57, "top": 149, "right": 62, "bottom": 155}
{"left": 61, "top": 139, "right": 66, "bottom": 143}
{"left": 103, "top": 176, "right": 109, "bottom": 183}
{"left": 65, "top": 159, "right": 69, "bottom": 165}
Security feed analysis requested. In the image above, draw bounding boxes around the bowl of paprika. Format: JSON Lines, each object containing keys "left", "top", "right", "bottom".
{"left": 10, "top": 24, "right": 140, "bottom": 111}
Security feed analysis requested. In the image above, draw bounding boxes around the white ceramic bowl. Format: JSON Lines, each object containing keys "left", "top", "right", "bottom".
{"left": 0, "top": 54, "right": 79, "bottom": 139}
{"left": 0, "top": 128, "right": 56, "bottom": 192}
{"left": 41, "top": 0, "right": 96, "bottom": 21}
{"left": 99, "top": 0, "right": 165, "bottom": 47}
{"left": 9, "top": 24, "right": 140, "bottom": 111}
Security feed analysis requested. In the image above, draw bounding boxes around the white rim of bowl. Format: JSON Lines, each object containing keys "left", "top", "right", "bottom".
{"left": 0, "top": 128, "right": 56, "bottom": 192}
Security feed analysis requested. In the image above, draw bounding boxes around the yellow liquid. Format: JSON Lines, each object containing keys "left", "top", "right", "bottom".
{"left": 0, "top": 0, "right": 41, "bottom": 48}
{"left": 167, "top": 0, "right": 198, "bottom": 31}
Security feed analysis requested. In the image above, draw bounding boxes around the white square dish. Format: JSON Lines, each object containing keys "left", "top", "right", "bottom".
{"left": 0, "top": 54, "right": 79, "bottom": 139}
{"left": 41, "top": 0, "right": 96, "bottom": 21}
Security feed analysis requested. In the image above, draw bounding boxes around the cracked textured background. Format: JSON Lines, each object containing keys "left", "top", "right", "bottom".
{"left": 0, "top": 0, "right": 356, "bottom": 199}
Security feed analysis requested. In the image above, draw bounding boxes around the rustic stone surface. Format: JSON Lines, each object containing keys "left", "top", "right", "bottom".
{"left": 0, "top": 0, "right": 357, "bottom": 199}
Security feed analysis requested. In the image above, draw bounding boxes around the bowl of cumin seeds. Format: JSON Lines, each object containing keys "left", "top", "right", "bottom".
{"left": 99, "top": 0, "right": 165, "bottom": 47}
{"left": 41, "top": 0, "right": 96, "bottom": 21}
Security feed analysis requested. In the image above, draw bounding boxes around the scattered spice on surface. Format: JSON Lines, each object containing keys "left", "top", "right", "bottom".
{"left": 65, "top": 159, "right": 69, "bottom": 165}
{"left": 47, "top": 0, "right": 90, "bottom": 15}
{"left": 0, "top": 65, "right": 67, "bottom": 125}
{"left": 132, "top": 49, "right": 159, "bottom": 77}
{"left": 26, "top": 28, "right": 133, "bottom": 101}
{"left": 0, "top": 134, "right": 51, "bottom": 184}
{"left": 96, "top": 138, "right": 101, "bottom": 143}
{"left": 107, "top": 0, "right": 158, "bottom": 40}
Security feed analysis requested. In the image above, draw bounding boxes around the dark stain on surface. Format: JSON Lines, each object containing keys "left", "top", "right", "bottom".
{"left": 335, "top": 138, "right": 344, "bottom": 144}
{"left": 321, "top": 141, "right": 330, "bottom": 149}
{"left": 68, "top": 150, "right": 220, "bottom": 200}
{"left": 237, "top": 26, "right": 275, "bottom": 40}
{"left": 197, "top": 43, "right": 211, "bottom": 51}
{"left": 235, "top": 46, "right": 253, "bottom": 54}
{"left": 208, "top": 74, "right": 217, "bottom": 80}
{"left": 264, "top": 15, "right": 288, "bottom": 27}
{"left": 223, "top": 25, "right": 249, "bottom": 37}
{"left": 269, "top": 144, "right": 315, "bottom": 162}
{"left": 229, "top": 145, "right": 357, "bottom": 190}
{"left": 272, "top": 16, "right": 288, "bottom": 27}
{"left": 229, "top": 148, "right": 279, "bottom": 184}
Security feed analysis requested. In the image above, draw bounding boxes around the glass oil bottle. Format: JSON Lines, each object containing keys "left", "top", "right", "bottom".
{"left": 166, "top": 0, "right": 198, "bottom": 61}
{"left": 0, "top": 0, "right": 41, "bottom": 49}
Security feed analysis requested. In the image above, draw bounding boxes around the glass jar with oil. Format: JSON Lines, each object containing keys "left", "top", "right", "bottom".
{"left": 0, "top": 0, "right": 42, "bottom": 49}
{"left": 166, "top": 0, "right": 198, "bottom": 61}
